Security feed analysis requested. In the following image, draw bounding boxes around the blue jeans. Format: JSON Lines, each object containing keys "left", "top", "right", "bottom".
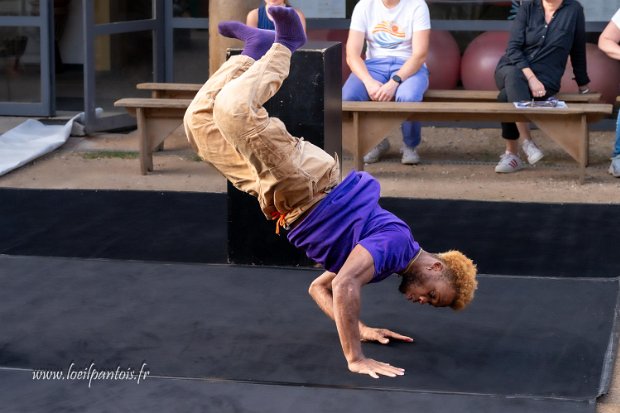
{"left": 342, "top": 57, "right": 429, "bottom": 148}
{"left": 614, "top": 111, "right": 620, "bottom": 158}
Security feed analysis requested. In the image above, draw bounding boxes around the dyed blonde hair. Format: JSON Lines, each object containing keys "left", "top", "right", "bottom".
{"left": 438, "top": 250, "right": 478, "bottom": 310}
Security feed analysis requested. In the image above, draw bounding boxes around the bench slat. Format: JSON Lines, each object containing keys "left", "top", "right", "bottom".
{"left": 137, "top": 82, "right": 202, "bottom": 91}
{"left": 342, "top": 101, "right": 611, "bottom": 117}
{"left": 117, "top": 98, "right": 612, "bottom": 117}
{"left": 115, "top": 98, "right": 193, "bottom": 109}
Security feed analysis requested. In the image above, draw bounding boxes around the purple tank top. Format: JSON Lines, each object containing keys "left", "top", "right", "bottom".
{"left": 287, "top": 171, "right": 419, "bottom": 282}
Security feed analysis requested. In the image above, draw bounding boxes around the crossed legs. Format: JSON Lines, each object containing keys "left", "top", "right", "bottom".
{"left": 494, "top": 65, "right": 547, "bottom": 173}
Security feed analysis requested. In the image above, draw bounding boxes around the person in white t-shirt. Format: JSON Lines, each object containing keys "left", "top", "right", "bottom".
{"left": 598, "top": 8, "right": 620, "bottom": 177}
{"left": 343, "top": 0, "right": 431, "bottom": 165}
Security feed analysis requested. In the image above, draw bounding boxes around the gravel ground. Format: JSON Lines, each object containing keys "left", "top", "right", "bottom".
{"left": 1, "top": 122, "right": 618, "bottom": 203}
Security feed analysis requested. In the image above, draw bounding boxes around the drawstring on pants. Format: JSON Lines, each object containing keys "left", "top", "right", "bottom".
{"left": 271, "top": 211, "right": 288, "bottom": 235}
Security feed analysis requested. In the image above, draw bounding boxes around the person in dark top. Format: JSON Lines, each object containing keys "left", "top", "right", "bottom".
{"left": 184, "top": 7, "right": 478, "bottom": 379}
{"left": 494, "top": 0, "right": 590, "bottom": 173}
{"left": 246, "top": 0, "right": 306, "bottom": 32}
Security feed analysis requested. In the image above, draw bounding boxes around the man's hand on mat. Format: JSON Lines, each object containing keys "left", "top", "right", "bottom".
{"left": 348, "top": 357, "right": 405, "bottom": 379}
{"left": 359, "top": 325, "right": 414, "bottom": 344}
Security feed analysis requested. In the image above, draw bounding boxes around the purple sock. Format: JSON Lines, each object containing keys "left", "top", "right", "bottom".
{"left": 267, "top": 6, "right": 306, "bottom": 53}
{"left": 218, "top": 21, "right": 275, "bottom": 60}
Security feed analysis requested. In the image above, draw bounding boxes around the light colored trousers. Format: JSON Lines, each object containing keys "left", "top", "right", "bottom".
{"left": 184, "top": 44, "right": 340, "bottom": 227}
{"left": 342, "top": 57, "right": 429, "bottom": 148}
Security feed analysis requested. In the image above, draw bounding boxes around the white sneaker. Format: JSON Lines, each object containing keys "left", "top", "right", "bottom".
{"left": 363, "top": 138, "right": 390, "bottom": 164}
{"left": 522, "top": 139, "right": 544, "bottom": 164}
{"left": 495, "top": 153, "right": 525, "bottom": 173}
{"left": 401, "top": 146, "right": 420, "bottom": 165}
{"left": 609, "top": 156, "right": 620, "bottom": 177}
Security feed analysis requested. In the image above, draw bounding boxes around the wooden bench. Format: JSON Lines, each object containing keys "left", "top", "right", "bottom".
{"left": 114, "top": 98, "right": 192, "bottom": 175}
{"left": 342, "top": 101, "right": 612, "bottom": 183}
{"left": 137, "top": 82, "right": 602, "bottom": 103}
{"left": 115, "top": 88, "right": 607, "bottom": 177}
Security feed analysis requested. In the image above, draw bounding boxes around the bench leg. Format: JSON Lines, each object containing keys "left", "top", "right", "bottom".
{"left": 578, "top": 115, "right": 588, "bottom": 185}
{"left": 136, "top": 108, "right": 151, "bottom": 175}
{"left": 144, "top": 91, "right": 170, "bottom": 153}
{"left": 353, "top": 112, "right": 363, "bottom": 171}
{"left": 137, "top": 109, "right": 183, "bottom": 175}
{"left": 151, "top": 90, "right": 175, "bottom": 150}
{"left": 342, "top": 112, "right": 363, "bottom": 171}
{"left": 342, "top": 112, "right": 411, "bottom": 173}
{"left": 529, "top": 114, "right": 588, "bottom": 184}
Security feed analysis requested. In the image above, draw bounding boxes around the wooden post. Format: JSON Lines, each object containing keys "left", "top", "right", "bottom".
{"left": 209, "top": 0, "right": 255, "bottom": 76}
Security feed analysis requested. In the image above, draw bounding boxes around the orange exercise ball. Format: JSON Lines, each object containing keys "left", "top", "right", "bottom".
{"left": 461, "top": 31, "right": 510, "bottom": 90}
{"left": 426, "top": 30, "right": 461, "bottom": 90}
{"left": 560, "top": 43, "right": 620, "bottom": 104}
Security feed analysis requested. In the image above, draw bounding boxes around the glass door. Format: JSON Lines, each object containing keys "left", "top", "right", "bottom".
{"left": 81, "top": 0, "right": 164, "bottom": 133}
{"left": 0, "top": 0, "right": 54, "bottom": 116}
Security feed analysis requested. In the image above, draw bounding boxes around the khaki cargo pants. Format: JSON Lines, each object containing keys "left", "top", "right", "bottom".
{"left": 184, "top": 44, "right": 340, "bottom": 227}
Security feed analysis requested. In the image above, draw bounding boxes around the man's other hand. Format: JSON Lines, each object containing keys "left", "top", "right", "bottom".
{"left": 359, "top": 325, "right": 414, "bottom": 344}
{"left": 348, "top": 357, "right": 405, "bottom": 378}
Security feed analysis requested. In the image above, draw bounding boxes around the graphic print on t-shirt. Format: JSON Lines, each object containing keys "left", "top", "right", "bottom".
{"left": 372, "top": 20, "right": 405, "bottom": 49}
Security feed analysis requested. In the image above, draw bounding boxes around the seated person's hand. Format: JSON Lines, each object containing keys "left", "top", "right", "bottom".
{"left": 364, "top": 79, "right": 384, "bottom": 101}
{"left": 373, "top": 82, "right": 398, "bottom": 102}
{"left": 527, "top": 76, "right": 546, "bottom": 98}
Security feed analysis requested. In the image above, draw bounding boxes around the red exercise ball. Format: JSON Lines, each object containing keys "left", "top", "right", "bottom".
{"left": 560, "top": 43, "right": 620, "bottom": 104}
{"left": 461, "top": 31, "right": 510, "bottom": 90}
{"left": 426, "top": 30, "right": 461, "bottom": 90}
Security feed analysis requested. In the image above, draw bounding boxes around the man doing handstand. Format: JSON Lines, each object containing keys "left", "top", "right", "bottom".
{"left": 184, "top": 7, "right": 478, "bottom": 379}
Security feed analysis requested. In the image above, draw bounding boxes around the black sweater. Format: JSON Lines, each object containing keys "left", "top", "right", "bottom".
{"left": 497, "top": 0, "right": 590, "bottom": 92}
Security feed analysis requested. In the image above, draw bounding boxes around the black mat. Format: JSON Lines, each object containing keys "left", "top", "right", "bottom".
{"left": 1, "top": 189, "right": 619, "bottom": 277}
{"left": 0, "top": 255, "right": 617, "bottom": 412}
{"left": 379, "top": 198, "right": 620, "bottom": 278}
{"left": 0, "top": 188, "right": 226, "bottom": 263}
{"left": 0, "top": 370, "right": 596, "bottom": 413}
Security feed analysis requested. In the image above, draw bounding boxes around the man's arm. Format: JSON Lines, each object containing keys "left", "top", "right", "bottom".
{"left": 308, "top": 245, "right": 412, "bottom": 378}
{"left": 308, "top": 270, "right": 338, "bottom": 318}
{"left": 345, "top": 30, "right": 383, "bottom": 100}
{"left": 599, "top": 19, "right": 620, "bottom": 60}
{"left": 309, "top": 268, "right": 413, "bottom": 343}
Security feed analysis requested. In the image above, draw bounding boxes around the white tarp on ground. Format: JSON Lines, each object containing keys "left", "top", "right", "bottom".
{"left": 0, "top": 114, "right": 81, "bottom": 177}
